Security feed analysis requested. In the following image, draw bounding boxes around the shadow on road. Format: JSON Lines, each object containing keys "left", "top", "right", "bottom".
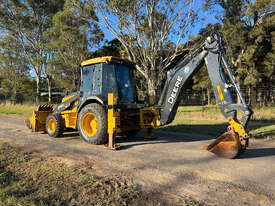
{"left": 116, "top": 139, "right": 171, "bottom": 150}
{"left": 53, "top": 120, "right": 275, "bottom": 152}
{"left": 115, "top": 131, "right": 214, "bottom": 150}
{"left": 158, "top": 120, "right": 275, "bottom": 138}
{"left": 61, "top": 132, "right": 79, "bottom": 138}
{"left": 157, "top": 123, "right": 228, "bottom": 137}
{"left": 237, "top": 148, "right": 275, "bottom": 159}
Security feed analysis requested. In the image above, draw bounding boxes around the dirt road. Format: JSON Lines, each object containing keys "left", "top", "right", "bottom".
{"left": 0, "top": 114, "right": 274, "bottom": 206}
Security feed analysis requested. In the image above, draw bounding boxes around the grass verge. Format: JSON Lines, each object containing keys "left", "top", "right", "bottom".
{"left": 176, "top": 105, "right": 275, "bottom": 121}
{"left": 0, "top": 104, "right": 274, "bottom": 139}
{"left": 159, "top": 105, "right": 275, "bottom": 139}
{"left": 0, "top": 104, "right": 35, "bottom": 117}
{"left": 158, "top": 118, "right": 275, "bottom": 139}
{"left": 0, "top": 141, "right": 203, "bottom": 206}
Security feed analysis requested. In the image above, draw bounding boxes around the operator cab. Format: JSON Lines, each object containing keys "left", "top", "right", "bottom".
{"left": 80, "top": 56, "right": 137, "bottom": 104}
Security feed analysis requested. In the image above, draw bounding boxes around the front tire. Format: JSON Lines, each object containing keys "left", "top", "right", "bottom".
{"left": 46, "top": 113, "right": 64, "bottom": 137}
{"left": 77, "top": 103, "right": 107, "bottom": 145}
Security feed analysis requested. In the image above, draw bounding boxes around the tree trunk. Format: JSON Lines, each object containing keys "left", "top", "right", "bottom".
{"left": 36, "top": 75, "right": 40, "bottom": 105}
{"left": 46, "top": 77, "right": 52, "bottom": 103}
{"left": 263, "top": 88, "right": 267, "bottom": 107}
{"left": 252, "top": 87, "right": 257, "bottom": 106}
{"left": 147, "top": 78, "right": 156, "bottom": 104}
{"left": 258, "top": 88, "right": 262, "bottom": 107}
{"left": 248, "top": 86, "right": 251, "bottom": 105}
{"left": 202, "top": 89, "right": 206, "bottom": 105}
{"left": 207, "top": 88, "right": 211, "bottom": 105}
{"left": 236, "top": 76, "right": 241, "bottom": 104}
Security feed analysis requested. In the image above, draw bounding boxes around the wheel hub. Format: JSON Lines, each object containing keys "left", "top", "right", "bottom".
{"left": 82, "top": 113, "right": 98, "bottom": 137}
{"left": 48, "top": 119, "right": 56, "bottom": 133}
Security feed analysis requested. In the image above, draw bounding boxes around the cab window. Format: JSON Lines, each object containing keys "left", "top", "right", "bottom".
{"left": 115, "top": 64, "right": 135, "bottom": 103}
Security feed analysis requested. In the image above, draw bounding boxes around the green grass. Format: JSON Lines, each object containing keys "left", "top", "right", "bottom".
{"left": 0, "top": 104, "right": 35, "bottom": 117}
{"left": 177, "top": 105, "right": 275, "bottom": 121}
{"left": 159, "top": 105, "right": 275, "bottom": 139}
{"left": 159, "top": 118, "right": 275, "bottom": 139}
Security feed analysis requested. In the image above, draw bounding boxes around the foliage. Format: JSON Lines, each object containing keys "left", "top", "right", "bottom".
{"left": 95, "top": 0, "right": 198, "bottom": 98}
{"left": 46, "top": 0, "right": 103, "bottom": 93}
{"left": 0, "top": 0, "right": 104, "bottom": 102}
{"left": 202, "top": 0, "right": 275, "bottom": 106}
{"left": 92, "top": 39, "right": 122, "bottom": 58}
{"left": 0, "top": 0, "right": 65, "bottom": 104}
{"left": 0, "top": 35, "right": 36, "bottom": 103}
{"left": 0, "top": 0, "right": 273, "bottom": 107}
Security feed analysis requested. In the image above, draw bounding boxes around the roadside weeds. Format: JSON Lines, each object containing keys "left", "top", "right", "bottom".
{"left": 0, "top": 140, "right": 205, "bottom": 206}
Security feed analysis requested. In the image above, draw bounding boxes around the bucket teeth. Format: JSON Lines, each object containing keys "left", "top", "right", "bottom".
{"left": 37, "top": 104, "right": 53, "bottom": 111}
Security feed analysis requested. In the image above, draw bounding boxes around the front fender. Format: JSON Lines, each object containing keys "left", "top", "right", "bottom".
{"left": 77, "top": 95, "right": 107, "bottom": 113}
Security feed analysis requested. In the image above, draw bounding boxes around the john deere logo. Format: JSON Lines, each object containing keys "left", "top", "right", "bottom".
{"left": 168, "top": 75, "right": 183, "bottom": 104}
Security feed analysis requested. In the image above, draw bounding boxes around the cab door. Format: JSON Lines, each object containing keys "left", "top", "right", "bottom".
{"left": 81, "top": 65, "right": 94, "bottom": 100}
{"left": 102, "top": 63, "right": 118, "bottom": 99}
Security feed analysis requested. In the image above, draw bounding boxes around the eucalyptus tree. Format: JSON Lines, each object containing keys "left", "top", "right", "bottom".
{"left": 92, "top": 39, "right": 122, "bottom": 58}
{"left": 46, "top": 0, "right": 103, "bottom": 93}
{"left": 0, "top": 36, "right": 29, "bottom": 102}
{"left": 94, "top": 0, "right": 197, "bottom": 101}
{"left": 0, "top": 0, "right": 64, "bottom": 104}
{"left": 204, "top": 0, "right": 275, "bottom": 105}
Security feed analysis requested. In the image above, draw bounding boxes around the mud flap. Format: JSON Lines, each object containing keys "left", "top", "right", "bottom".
{"left": 207, "top": 129, "right": 243, "bottom": 159}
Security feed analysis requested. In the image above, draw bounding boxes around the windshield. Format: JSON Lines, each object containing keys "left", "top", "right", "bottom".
{"left": 115, "top": 64, "right": 135, "bottom": 103}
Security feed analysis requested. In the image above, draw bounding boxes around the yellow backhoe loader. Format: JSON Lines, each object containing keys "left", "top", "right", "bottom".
{"left": 26, "top": 32, "right": 253, "bottom": 159}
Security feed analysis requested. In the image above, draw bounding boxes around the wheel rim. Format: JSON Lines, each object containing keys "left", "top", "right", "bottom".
{"left": 82, "top": 113, "right": 98, "bottom": 137}
{"left": 48, "top": 119, "right": 56, "bottom": 133}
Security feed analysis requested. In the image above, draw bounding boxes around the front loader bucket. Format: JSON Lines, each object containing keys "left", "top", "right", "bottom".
{"left": 207, "top": 130, "right": 243, "bottom": 159}
{"left": 25, "top": 105, "right": 53, "bottom": 132}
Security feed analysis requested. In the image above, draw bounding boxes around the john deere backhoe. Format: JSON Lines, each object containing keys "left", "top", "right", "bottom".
{"left": 26, "top": 32, "right": 253, "bottom": 159}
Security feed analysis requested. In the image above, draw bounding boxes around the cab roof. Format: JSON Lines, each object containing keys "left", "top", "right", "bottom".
{"left": 81, "top": 56, "right": 133, "bottom": 67}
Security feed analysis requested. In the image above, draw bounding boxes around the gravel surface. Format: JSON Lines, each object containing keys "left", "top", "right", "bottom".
{"left": 0, "top": 114, "right": 274, "bottom": 206}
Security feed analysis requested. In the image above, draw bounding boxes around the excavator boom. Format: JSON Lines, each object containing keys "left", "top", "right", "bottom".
{"left": 158, "top": 32, "right": 253, "bottom": 158}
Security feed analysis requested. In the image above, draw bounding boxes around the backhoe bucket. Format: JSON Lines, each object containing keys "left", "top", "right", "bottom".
{"left": 207, "top": 130, "right": 242, "bottom": 159}
{"left": 25, "top": 105, "right": 53, "bottom": 132}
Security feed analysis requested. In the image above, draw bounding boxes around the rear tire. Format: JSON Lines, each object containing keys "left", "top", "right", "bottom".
{"left": 77, "top": 103, "right": 108, "bottom": 145}
{"left": 46, "top": 113, "right": 64, "bottom": 137}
